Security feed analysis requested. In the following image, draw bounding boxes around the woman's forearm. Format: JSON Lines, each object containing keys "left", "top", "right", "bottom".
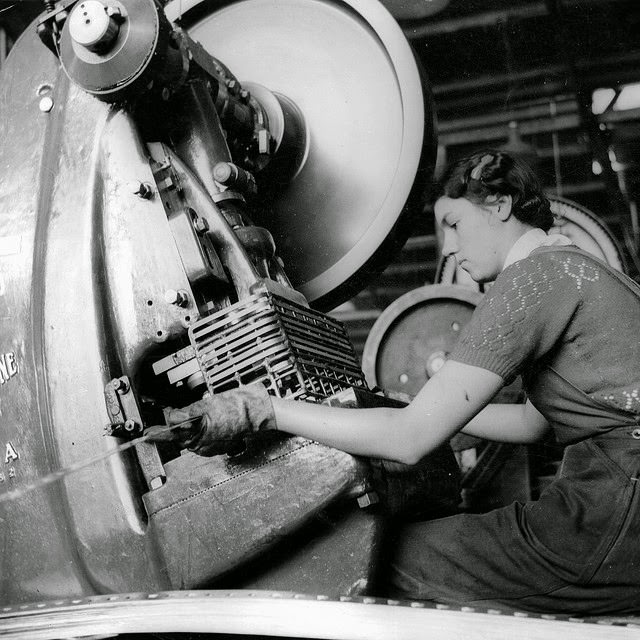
{"left": 272, "top": 398, "right": 414, "bottom": 462}
{"left": 271, "top": 361, "right": 506, "bottom": 464}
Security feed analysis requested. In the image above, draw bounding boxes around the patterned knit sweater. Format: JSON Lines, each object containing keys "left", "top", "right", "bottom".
{"left": 450, "top": 247, "right": 640, "bottom": 426}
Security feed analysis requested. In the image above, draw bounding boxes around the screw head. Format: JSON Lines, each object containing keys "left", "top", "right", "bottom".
{"left": 39, "top": 97, "right": 54, "bottom": 113}
{"left": 357, "top": 492, "right": 379, "bottom": 509}
{"left": 164, "top": 289, "right": 189, "bottom": 307}
{"left": 193, "top": 217, "right": 209, "bottom": 234}
{"left": 106, "top": 6, "right": 122, "bottom": 19}
{"left": 426, "top": 350, "right": 447, "bottom": 377}
{"left": 128, "top": 181, "right": 152, "bottom": 199}
{"left": 112, "top": 377, "right": 129, "bottom": 394}
{"left": 150, "top": 476, "right": 165, "bottom": 490}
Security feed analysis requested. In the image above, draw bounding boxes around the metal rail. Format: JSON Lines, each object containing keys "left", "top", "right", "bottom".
{"left": 1, "top": 591, "right": 639, "bottom": 640}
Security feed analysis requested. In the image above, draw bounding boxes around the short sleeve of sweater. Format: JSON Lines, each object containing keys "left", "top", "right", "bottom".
{"left": 449, "top": 251, "right": 598, "bottom": 384}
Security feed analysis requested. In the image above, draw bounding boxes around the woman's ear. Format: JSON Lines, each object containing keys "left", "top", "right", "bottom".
{"left": 494, "top": 194, "right": 513, "bottom": 221}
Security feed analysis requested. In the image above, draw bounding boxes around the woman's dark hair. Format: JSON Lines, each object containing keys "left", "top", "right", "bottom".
{"left": 437, "top": 150, "right": 554, "bottom": 231}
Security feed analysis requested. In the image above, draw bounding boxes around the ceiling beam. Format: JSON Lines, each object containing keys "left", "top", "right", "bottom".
{"left": 404, "top": 0, "right": 626, "bottom": 39}
{"left": 437, "top": 98, "right": 578, "bottom": 133}
{"left": 438, "top": 106, "right": 640, "bottom": 147}
{"left": 432, "top": 52, "right": 640, "bottom": 96}
{"left": 405, "top": 4, "right": 547, "bottom": 39}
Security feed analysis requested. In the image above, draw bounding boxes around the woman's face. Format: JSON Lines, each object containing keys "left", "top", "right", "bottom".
{"left": 434, "top": 196, "right": 505, "bottom": 283}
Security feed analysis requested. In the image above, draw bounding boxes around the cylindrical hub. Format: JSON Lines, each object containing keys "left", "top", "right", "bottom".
{"left": 68, "top": 1, "right": 120, "bottom": 53}
{"left": 59, "top": 0, "right": 187, "bottom": 102}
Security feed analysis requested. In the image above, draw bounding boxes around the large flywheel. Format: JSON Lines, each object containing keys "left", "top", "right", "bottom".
{"left": 166, "top": 0, "right": 437, "bottom": 310}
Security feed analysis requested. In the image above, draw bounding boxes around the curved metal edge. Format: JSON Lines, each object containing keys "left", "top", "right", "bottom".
{"left": 549, "top": 195, "right": 627, "bottom": 274}
{"left": 361, "top": 284, "right": 482, "bottom": 388}
{"left": 1, "top": 591, "right": 638, "bottom": 640}
{"left": 311, "top": 53, "right": 437, "bottom": 312}
{"left": 164, "top": 0, "right": 434, "bottom": 311}
{"left": 59, "top": 0, "right": 160, "bottom": 94}
{"left": 303, "top": 2, "right": 433, "bottom": 308}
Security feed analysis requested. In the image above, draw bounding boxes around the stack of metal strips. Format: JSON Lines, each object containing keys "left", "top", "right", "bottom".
{"left": 189, "top": 286, "right": 367, "bottom": 401}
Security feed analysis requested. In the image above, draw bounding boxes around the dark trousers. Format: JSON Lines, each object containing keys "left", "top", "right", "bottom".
{"left": 388, "top": 439, "right": 640, "bottom": 615}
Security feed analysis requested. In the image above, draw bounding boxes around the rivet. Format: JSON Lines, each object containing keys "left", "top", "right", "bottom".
{"left": 193, "top": 217, "right": 209, "bottom": 234}
{"left": 129, "top": 181, "right": 153, "bottom": 199}
{"left": 39, "top": 96, "right": 54, "bottom": 112}
{"left": 164, "top": 289, "right": 189, "bottom": 307}
{"left": 150, "top": 476, "right": 164, "bottom": 490}
{"left": 112, "top": 377, "right": 129, "bottom": 394}
{"left": 106, "top": 6, "right": 122, "bottom": 19}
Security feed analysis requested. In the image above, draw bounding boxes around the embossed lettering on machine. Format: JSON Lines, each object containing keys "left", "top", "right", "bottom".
{"left": 0, "top": 352, "right": 18, "bottom": 385}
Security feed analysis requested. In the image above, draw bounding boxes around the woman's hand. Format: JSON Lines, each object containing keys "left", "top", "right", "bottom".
{"left": 146, "top": 360, "right": 507, "bottom": 463}
{"left": 146, "top": 383, "right": 276, "bottom": 456}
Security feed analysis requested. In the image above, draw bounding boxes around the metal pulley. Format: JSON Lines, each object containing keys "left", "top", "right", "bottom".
{"left": 361, "top": 285, "right": 528, "bottom": 502}
{"left": 361, "top": 284, "right": 482, "bottom": 396}
{"left": 437, "top": 195, "right": 627, "bottom": 287}
{"left": 58, "top": 0, "right": 187, "bottom": 101}
{"left": 362, "top": 283, "right": 524, "bottom": 403}
{"left": 165, "top": 0, "right": 437, "bottom": 310}
{"left": 67, "top": 1, "right": 121, "bottom": 53}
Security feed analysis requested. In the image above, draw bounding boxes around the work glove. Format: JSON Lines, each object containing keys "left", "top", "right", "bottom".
{"left": 146, "top": 383, "right": 277, "bottom": 456}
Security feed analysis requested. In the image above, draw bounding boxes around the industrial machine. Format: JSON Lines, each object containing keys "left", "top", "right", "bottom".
{"left": 4, "top": 3, "right": 640, "bottom": 638}
{"left": 0, "top": 0, "right": 441, "bottom": 610}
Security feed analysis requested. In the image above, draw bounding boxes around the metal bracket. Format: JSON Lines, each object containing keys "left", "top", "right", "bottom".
{"left": 104, "top": 376, "right": 166, "bottom": 491}
{"left": 36, "top": 0, "right": 79, "bottom": 56}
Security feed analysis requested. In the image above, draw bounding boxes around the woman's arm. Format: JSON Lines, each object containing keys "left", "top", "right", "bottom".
{"left": 273, "top": 360, "right": 504, "bottom": 465}
{"left": 461, "top": 399, "right": 549, "bottom": 443}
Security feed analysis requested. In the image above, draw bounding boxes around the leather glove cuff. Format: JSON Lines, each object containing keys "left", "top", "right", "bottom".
{"left": 185, "top": 383, "right": 277, "bottom": 456}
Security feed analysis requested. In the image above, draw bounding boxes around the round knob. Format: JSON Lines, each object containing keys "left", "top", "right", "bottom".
{"left": 69, "top": 1, "right": 121, "bottom": 53}
{"left": 213, "top": 162, "right": 233, "bottom": 184}
{"left": 426, "top": 350, "right": 447, "bottom": 378}
{"left": 164, "top": 289, "right": 189, "bottom": 308}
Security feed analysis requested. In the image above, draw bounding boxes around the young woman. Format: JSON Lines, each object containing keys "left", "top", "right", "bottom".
{"left": 150, "top": 151, "right": 640, "bottom": 615}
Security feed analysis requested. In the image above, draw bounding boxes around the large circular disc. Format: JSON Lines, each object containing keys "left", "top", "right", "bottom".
{"left": 362, "top": 284, "right": 482, "bottom": 394}
{"left": 436, "top": 195, "right": 627, "bottom": 287}
{"left": 165, "top": 0, "right": 435, "bottom": 310}
{"left": 60, "top": 0, "right": 160, "bottom": 95}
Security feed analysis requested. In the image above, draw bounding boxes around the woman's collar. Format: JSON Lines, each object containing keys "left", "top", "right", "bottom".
{"left": 503, "top": 228, "right": 572, "bottom": 269}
